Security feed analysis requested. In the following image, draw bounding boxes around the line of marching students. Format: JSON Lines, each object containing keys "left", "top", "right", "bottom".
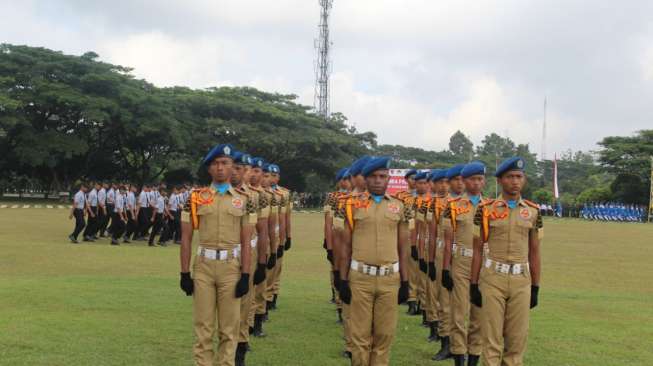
{"left": 323, "top": 156, "right": 542, "bottom": 366}
{"left": 68, "top": 182, "right": 190, "bottom": 246}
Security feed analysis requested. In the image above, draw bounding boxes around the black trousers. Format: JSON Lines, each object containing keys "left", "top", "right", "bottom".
{"left": 83, "top": 206, "right": 98, "bottom": 238}
{"left": 173, "top": 210, "right": 181, "bottom": 242}
{"left": 138, "top": 207, "right": 153, "bottom": 238}
{"left": 148, "top": 213, "right": 164, "bottom": 245}
{"left": 125, "top": 211, "right": 137, "bottom": 239}
{"left": 100, "top": 204, "right": 114, "bottom": 234}
{"left": 96, "top": 206, "right": 106, "bottom": 236}
{"left": 106, "top": 204, "right": 115, "bottom": 234}
{"left": 111, "top": 212, "right": 126, "bottom": 240}
{"left": 71, "top": 209, "right": 86, "bottom": 239}
{"left": 160, "top": 212, "right": 179, "bottom": 243}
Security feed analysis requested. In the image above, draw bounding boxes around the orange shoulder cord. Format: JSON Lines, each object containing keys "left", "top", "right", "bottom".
{"left": 450, "top": 201, "right": 457, "bottom": 233}
{"left": 345, "top": 197, "right": 355, "bottom": 231}
{"left": 482, "top": 205, "right": 490, "bottom": 242}
{"left": 190, "top": 191, "right": 199, "bottom": 230}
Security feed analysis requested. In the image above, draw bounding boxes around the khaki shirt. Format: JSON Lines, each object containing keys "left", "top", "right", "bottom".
{"left": 346, "top": 193, "right": 414, "bottom": 266}
{"left": 443, "top": 193, "right": 484, "bottom": 250}
{"left": 181, "top": 186, "right": 257, "bottom": 250}
{"left": 474, "top": 198, "right": 543, "bottom": 263}
{"left": 429, "top": 195, "right": 449, "bottom": 250}
{"left": 247, "top": 185, "right": 270, "bottom": 219}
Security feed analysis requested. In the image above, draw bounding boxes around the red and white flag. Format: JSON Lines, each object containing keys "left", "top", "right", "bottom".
{"left": 553, "top": 153, "right": 559, "bottom": 199}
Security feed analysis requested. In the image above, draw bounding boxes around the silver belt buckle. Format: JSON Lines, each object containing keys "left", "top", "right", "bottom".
{"left": 437, "top": 239, "right": 443, "bottom": 248}
{"left": 368, "top": 265, "right": 377, "bottom": 276}
{"left": 379, "top": 267, "right": 389, "bottom": 276}
{"left": 219, "top": 250, "right": 228, "bottom": 260}
{"left": 497, "top": 263, "right": 509, "bottom": 274}
{"left": 512, "top": 264, "right": 522, "bottom": 274}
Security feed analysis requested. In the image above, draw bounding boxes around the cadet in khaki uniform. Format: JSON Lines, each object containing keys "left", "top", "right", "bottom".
{"left": 424, "top": 169, "right": 444, "bottom": 342}
{"left": 394, "top": 169, "right": 420, "bottom": 316}
{"left": 470, "top": 157, "right": 542, "bottom": 366}
{"left": 432, "top": 164, "right": 466, "bottom": 361}
{"left": 338, "top": 157, "right": 413, "bottom": 366}
{"left": 335, "top": 156, "right": 371, "bottom": 360}
{"left": 179, "top": 144, "right": 256, "bottom": 366}
{"left": 231, "top": 152, "right": 269, "bottom": 366}
{"left": 249, "top": 158, "right": 273, "bottom": 338}
{"left": 442, "top": 162, "right": 487, "bottom": 366}
{"left": 269, "top": 164, "right": 290, "bottom": 309}
{"left": 413, "top": 171, "right": 432, "bottom": 327}
{"left": 260, "top": 163, "right": 280, "bottom": 323}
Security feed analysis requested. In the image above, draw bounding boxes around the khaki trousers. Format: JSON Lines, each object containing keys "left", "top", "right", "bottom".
{"left": 193, "top": 255, "right": 241, "bottom": 366}
{"left": 273, "top": 256, "right": 283, "bottom": 294}
{"left": 408, "top": 254, "right": 418, "bottom": 302}
{"left": 425, "top": 244, "right": 439, "bottom": 322}
{"left": 343, "top": 302, "right": 352, "bottom": 352}
{"left": 450, "top": 255, "right": 483, "bottom": 356}
{"left": 435, "top": 242, "right": 452, "bottom": 336}
{"left": 480, "top": 267, "right": 531, "bottom": 366}
{"left": 349, "top": 270, "right": 400, "bottom": 366}
{"left": 238, "top": 246, "right": 257, "bottom": 343}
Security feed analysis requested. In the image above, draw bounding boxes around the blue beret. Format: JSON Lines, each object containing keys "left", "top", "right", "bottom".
{"left": 414, "top": 171, "right": 429, "bottom": 181}
{"left": 404, "top": 169, "right": 418, "bottom": 178}
{"left": 335, "top": 168, "right": 350, "bottom": 181}
{"left": 461, "top": 161, "right": 486, "bottom": 178}
{"left": 269, "top": 164, "right": 280, "bottom": 174}
{"left": 446, "top": 164, "right": 466, "bottom": 179}
{"left": 251, "top": 157, "right": 265, "bottom": 169}
{"left": 349, "top": 156, "right": 372, "bottom": 176}
{"left": 203, "top": 143, "right": 235, "bottom": 165}
{"left": 232, "top": 151, "right": 253, "bottom": 166}
{"left": 495, "top": 157, "right": 525, "bottom": 177}
{"left": 429, "top": 169, "right": 447, "bottom": 182}
{"left": 361, "top": 156, "right": 391, "bottom": 177}
{"left": 262, "top": 163, "right": 272, "bottom": 173}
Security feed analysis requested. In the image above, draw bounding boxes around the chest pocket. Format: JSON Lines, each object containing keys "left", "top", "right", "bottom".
{"left": 384, "top": 211, "right": 401, "bottom": 223}
{"left": 197, "top": 204, "right": 216, "bottom": 216}
{"left": 488, "top": 218, "right": 509, "bottom": 242}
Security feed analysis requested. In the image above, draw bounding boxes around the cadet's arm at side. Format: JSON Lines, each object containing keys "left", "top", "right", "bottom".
{"left": 443, "top": 225, "right": 453, "bottom": 270}
{"left": 398, "top": 221, "right": 409, "bottom": 281}
{"left": 268, "top": 213, "right": 278, "bottom": 253}
{"left": 528, "top": 229, "right": 541, "bottom": 286}
{"left": 417, "top": 218, "right": 426, "bottom": 259}
{"left": 340, "top": 225, "right": 352, "bottom": 280}
{"left": 428, "top": 218, "right": 437, "bottom": 263}
{"left": 256, "top": 217, "right": 269, "bottom": 264}
{"left": 470, "top": 229, "right": 483, "bottom": 284}
{"left": 324, "top": 212, "right": 333, "bottom": 250}
{"left": 240, "top": 223, "right": 252, "bottom": 274}
{"left": 180, "top": 221, "right": 193, "bottom": 273}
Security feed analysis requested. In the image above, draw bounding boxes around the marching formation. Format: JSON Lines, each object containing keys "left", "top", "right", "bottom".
{"left": 580, "top": 202, "right": 647, "bottom": 222}
{"left": 177, "top": 144, "right": 292, "bottom": 366}
{"left": 68, "top": 182, "right": 189, "bottom": 246}
{"left": 323, "top": 156, "right": 543, "bottom": 366}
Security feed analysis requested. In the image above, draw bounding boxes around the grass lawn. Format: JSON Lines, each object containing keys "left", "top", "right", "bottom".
{"left": 1, "top": 208, "right": 652, "bottom": 365}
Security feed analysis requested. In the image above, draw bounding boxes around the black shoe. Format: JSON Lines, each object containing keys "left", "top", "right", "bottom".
{"left": 174, "top": 240, "right": 181, "bottom": 245}
{"left": 330, "top": 288, "right": 336, "bottom": 304}
{"left": 148, "top": 242, "right": 155, "bottom": 247}
{"left": 248, "top": 326, "right": 254, "bottom": 335}
{"left": 68, "top": 235, "right": 79, "bottom": 244}
{"left": 158, "top": 241, "right": 167, "bottom": 247}
{"left": 110, "top": 239, "right": 120, "bottom": 245}
{"left": 432, "top": 336, "right": 452, "bottom": 361}
{"left": 422, "top": 310, "right": 428, "bottom": 327}
{"left": 407, "top": 301, "right": 419, "bottom": 316}
{"left": 271, "top": 294, "right": 278, "bottom": 310}
{"left": 235, "top": 342, "right": 247, "bottom": 366}
{"left": 468, "top": 354, "right": 480, "bottom": 366}
{"left": 453, "top": 354, "right": 465, "bottom": 366}
{"left": 252, "top": 314, "right": 266, "bottom": 338}
{"left": 83, "top": 236, "right": 93, "bottom": 242}
{"left": 342, "top": 351, "right": 352, "bottom": 359}
{"left": 428, "top": 321, "right": 440, "bottom": 342}
{"left": 337, "top": 308, "right": 343, "bottom": 324}
{"left": 92, "top": 235, "right": 99, "bottom": 240}
{"left": 123, "top": 237, "right": 131, "bottom": 243}
{"left": 99, "top": 234, "right": 106, "bottom": 238}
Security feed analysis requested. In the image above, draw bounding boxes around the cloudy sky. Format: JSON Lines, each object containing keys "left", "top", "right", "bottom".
{"left": 3, "top": 0, "right": 653, "bottom": 157}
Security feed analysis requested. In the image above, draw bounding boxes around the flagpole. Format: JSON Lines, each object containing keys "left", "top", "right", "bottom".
{"left": 648, "top": 156, "right": 653, "bottom": 223}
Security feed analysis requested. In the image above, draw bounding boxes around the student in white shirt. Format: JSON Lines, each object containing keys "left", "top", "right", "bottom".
{"left": 68, "top": 183, "right": 88, "bottom": 243}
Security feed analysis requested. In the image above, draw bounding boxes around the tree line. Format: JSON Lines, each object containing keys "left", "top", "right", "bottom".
{"left": 1, "top": 44, "right": 651, "bottom": 204}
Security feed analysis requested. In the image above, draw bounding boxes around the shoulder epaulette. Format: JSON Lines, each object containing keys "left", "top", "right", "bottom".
{"left": 448, "top": 196, "right": 462, "bottom": 203}
{"left": 523, "top": 199, "right": 539, "bottom": 209}
{"left": 479, "top": 198, "right": 495, "bottom": 207}
{"left": 247, "top": 185, "right": 263, "bottom": 193}
{"left": 234, "top": 187, "right": 250, "bottom": 197}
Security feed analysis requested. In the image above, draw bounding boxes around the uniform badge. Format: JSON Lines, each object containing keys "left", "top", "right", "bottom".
{"left": 232, "top": 197, "right": 243, "bottom": 209}
{"left": 224, "top": 146, "right": 231, "bottom": 155}
{"left": 520, "top": 208, "right": 531, "bottom": 219}
{"left": 387, "top": 203, "right": 400, "bottom": 214}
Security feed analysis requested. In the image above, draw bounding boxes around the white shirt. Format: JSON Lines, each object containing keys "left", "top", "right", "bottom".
{"left": 147, "top": 191, "right": 157, "bottom": 207}
{"left": 126, "top": 192, "right": 136, "bottom": 210}
{"left": 74, "top": 191, "right": 86, "bottom": 209}
{"left": 168, "top": 194, "right": 178, "bottom": 212}
{"left": 98, "top": 188, "right": 106, "bottom": 206}
{"left": 138, "top": 191, "right": 149, "bottom": 207}
{"left": 88, "top": 189, "right": 98, "bottom": 207}
{"left": 114, "top": 191, "right": 124, "bottom": 213}
{"left": 155, "top": 196, "right": 166, "bottom": 213}
{"left": 107, "top": 188, "right": 115, "bottom": 204}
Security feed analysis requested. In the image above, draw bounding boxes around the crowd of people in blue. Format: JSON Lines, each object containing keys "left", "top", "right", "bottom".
{"left": 578, "top": 202, "right": 648, "bottom": 222}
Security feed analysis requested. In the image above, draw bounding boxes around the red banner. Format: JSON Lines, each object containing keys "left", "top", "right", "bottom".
{"left": 388, "top": 169, "right": 409, "bottom": 195}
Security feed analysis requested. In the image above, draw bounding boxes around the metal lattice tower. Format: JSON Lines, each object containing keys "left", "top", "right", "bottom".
{"left": 541, "top": 97, "right": 547, "bottom": 160}
{"left": 314, "top": 0, "right": 333, "bottom": 121}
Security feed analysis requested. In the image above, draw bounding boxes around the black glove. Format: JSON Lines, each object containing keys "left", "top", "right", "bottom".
{"left": 470, "top": 283, "right": 482, "bottom": 307}
{"left": 322, "top": 238, "right": 327, "bottom": 250}
{"left": 419, "top": 258, "right": 427, "bottom": 273}
{"left": 333, "top": 270, "right": 341, "bottom": 290}
{"left": 398, "top": 280, "right": 409, "bottom": 304}
{"left": 235, "top": 273, "right": 250, "bottom": 298}
{"left": 410, "top": 246, "right": 418, "bottom": 261}
{"left": 442, "top": 269, "right": 453, "bottom": 291}
{"left": 530, "top": 285, "right": 539, "bottom": 309}
{"left": 428, "top": 262, "right": 436, "bottom": 281}
{"left": 277, "top": 245, "right": 284, "bottom": 258}
{"left": 339, "top": 280, "right": 351, "bottom": 304}
{"left": 327, "top": 249, "right": 334, "bottom": 265}
{"left": 266, "top": 252, "right": 277, "bottom": 269}
{"left": 253, "top": 263, "right": 267, "bottom": 285}
{"left": 285, "top": 237, "right": 291, "bottom": 250}
{"left": 180, "top": 272, "right": 194, "bottom": 296}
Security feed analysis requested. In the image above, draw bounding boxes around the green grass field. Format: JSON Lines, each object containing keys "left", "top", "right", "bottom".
{"left": 1, "top": 207, "right": 652, "bottom": 366}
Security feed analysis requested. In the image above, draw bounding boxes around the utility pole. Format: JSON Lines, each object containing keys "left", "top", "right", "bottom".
{"left": 314, "top": 0, "right": 333, "bottom": 122}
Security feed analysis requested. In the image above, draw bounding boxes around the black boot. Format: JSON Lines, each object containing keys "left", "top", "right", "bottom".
{"left": 271, "top": 294, "right": 278, "bottom": 310}
{"left": 432, "top": 336, "right": 452, "bottom": 361}
{"left": 330, "top": 288, "right": 336, "bottom": 304}
{"left": 337, "top": 308, "right": 343, "bottom": 324}
{"left": 235, "top": 342, "right": 247, "bottom": 366}
{"left": 252, "top": 314, "right": 266, "bottom": 337}
{"left": 453, "top": 354, "right": 465, "bottom": 366}
{"left": 248, "top": 326, "right": 254, "bottom": 335}
{"left": 428, "top": 321, "right": 440, "bottom": 342}
{"left": 468, "top": 354, "right": 480, "bottom": 366}
{"left": 407, "top": 301, "right": 419, "bottom": 315}
{"left": 422, "top": 310, "right": 428, "bottom": 327}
